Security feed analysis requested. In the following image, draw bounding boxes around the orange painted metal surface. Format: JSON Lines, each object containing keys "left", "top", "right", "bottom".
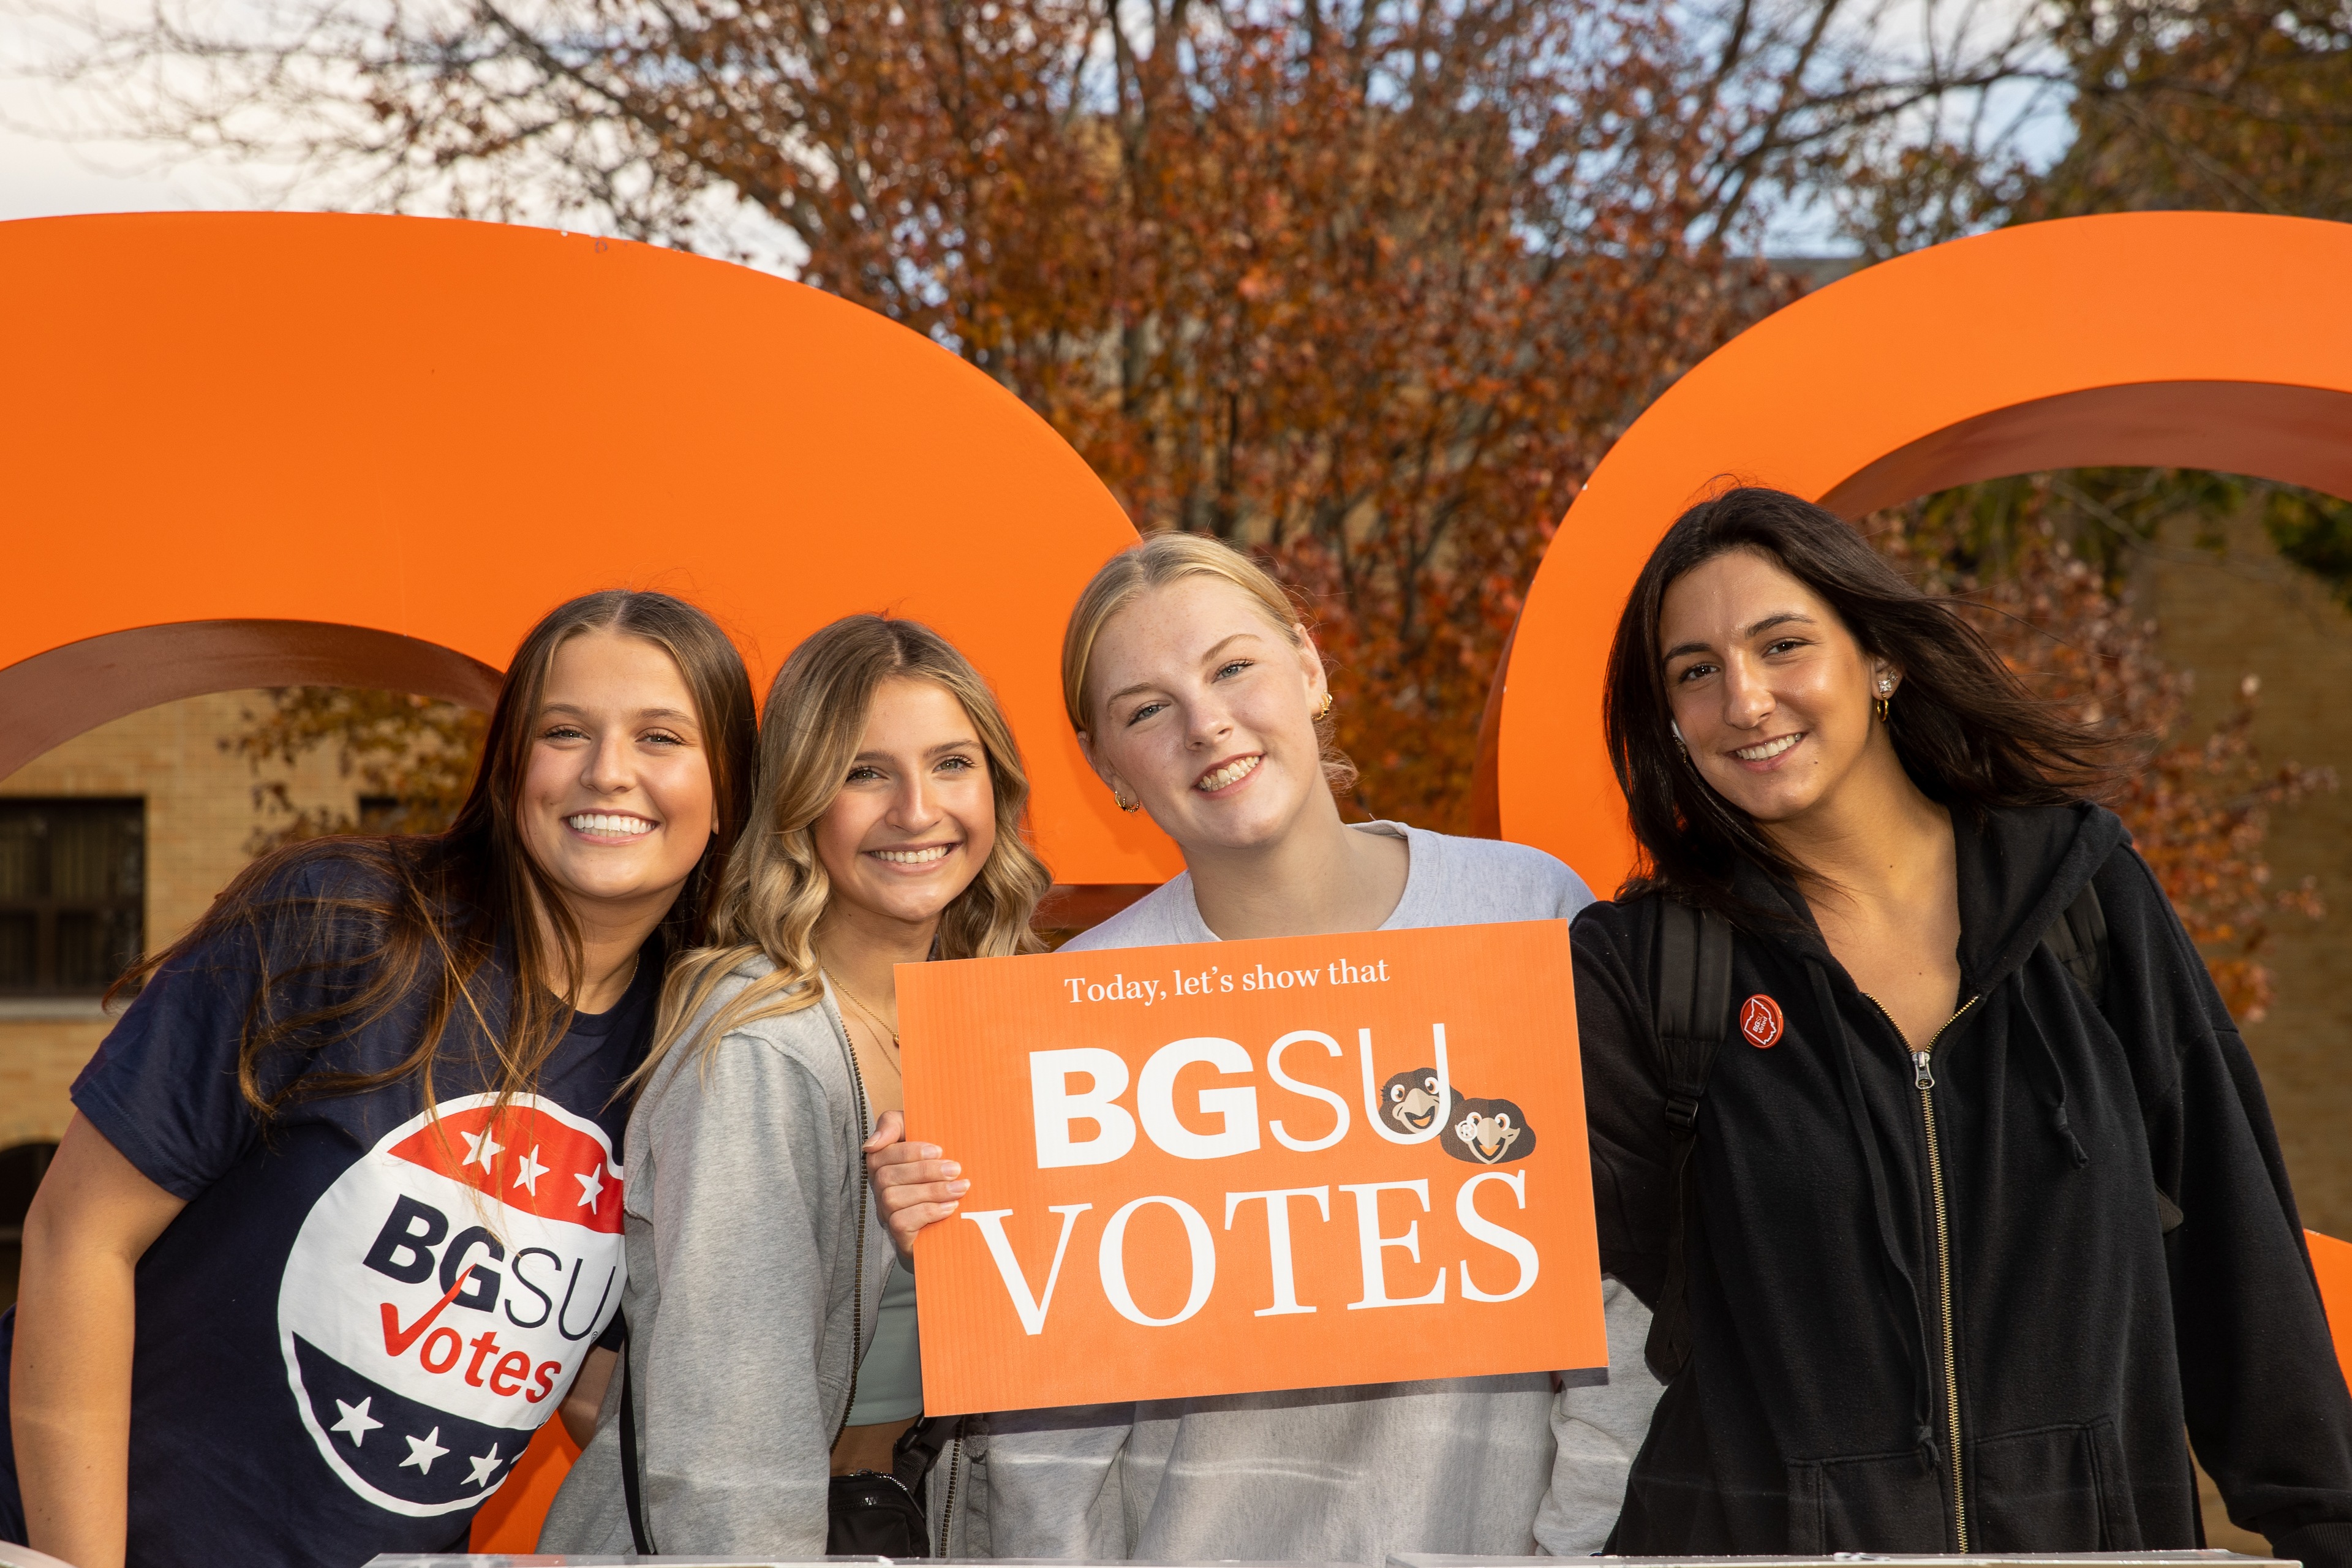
{"left": 466, "top": 1409, "right": 579, "bottom": 1552}
{"left": 1482, "top": 212, "right": 2352, "bottom": 892}
{"left": 0, "top": 212, "right": 1180, "bottom": 886}
{"left": 2307, "top": 1230, "right": 2352, "bottom": 1399}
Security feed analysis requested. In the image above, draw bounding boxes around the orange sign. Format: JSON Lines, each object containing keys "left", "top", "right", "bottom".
{"left": 897, "top": 921, "right": 1607, "bottom": 1415}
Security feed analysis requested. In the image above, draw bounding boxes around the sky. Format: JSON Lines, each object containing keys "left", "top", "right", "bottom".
{"left": 0, "top": 3, "right": 241, "bottom": 222}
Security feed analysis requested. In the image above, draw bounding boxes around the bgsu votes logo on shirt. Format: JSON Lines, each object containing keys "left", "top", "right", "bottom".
{"left": 277, "top": 1093, "right": 624, "bottom": 1517}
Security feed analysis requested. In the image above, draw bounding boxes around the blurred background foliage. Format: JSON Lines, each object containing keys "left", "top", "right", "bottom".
{"left": 225, "top": 688, "right": 484, "bottom": 849}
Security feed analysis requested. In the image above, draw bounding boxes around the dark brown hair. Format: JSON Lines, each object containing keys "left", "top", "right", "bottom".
{"left": 1603, "top": 487, "right": 2125, "bottom": 914}
{"left": 119, "top": 590, "right": 758, "bottom": 1120}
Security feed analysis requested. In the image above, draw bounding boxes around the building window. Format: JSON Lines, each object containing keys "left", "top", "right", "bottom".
{"left": 0, "top": 800, "right": 144, "bottom": 995}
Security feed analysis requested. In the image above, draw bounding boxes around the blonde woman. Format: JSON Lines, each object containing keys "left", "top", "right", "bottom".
{"left": 539, "top": 614, "right": 1049, "bottom": 1559}
{"left": 869, "top": 534, "right": 1664, "bottom": 1566}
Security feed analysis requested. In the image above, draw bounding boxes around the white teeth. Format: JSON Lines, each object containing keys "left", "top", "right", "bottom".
{"left": 873, "top": 845, "right": 952, "bottom": 865}
{"left": 567, "top": 812, "right": 655, "bottom": 837}
{"left": 1195, "top": 755, "right": 1262, "bottom": 792}
{"left": 1733, "top": 734, "right": 1803, "bottom": 762}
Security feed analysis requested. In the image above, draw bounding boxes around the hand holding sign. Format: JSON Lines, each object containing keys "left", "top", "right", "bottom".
{"left": 864, "top": 1115, "right": 967, "bottom": 1258}
{"left": 895, "top": 918, "right": 1607, "bottom": 1414}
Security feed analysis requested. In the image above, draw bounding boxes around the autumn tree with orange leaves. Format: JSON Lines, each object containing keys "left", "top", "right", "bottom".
{"left": 97, "top": 0, "right": 2340, "bottom": 1012}
{"left": 1871, "top": 478, "right": 2333, "bottom": 1020}
{"left": 80, "top": 0, "right": 1953, "bottom": 827}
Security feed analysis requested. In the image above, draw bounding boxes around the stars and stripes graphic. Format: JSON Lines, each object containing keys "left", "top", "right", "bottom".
{"left": 280, "top": 1092, "right": 624, "bottom": 1518}
{"left": 388, "top": 1102, "right": 622, "bottom": 1234}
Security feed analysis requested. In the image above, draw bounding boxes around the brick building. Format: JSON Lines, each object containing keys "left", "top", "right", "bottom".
{"left": 0, "top": 694, "right": 360, "bottom": 1305}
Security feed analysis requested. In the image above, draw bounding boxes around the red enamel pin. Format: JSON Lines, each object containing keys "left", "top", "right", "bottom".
{"left": 1741, "top": 994, "right": 1784, "bottom": 1049}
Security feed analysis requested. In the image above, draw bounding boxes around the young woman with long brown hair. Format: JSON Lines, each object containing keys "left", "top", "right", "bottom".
{"left": 1574, "top": 487, "right": 2352, "bottom": 1558}
{"left": 540, "top": 614, "right": 1049, "bottom": 1559}
{"left": 868, "top": 532, "right": 1664, "bottom": 1566}
{"left": 2, "top": 590, "right": 756, "bottom": 1568}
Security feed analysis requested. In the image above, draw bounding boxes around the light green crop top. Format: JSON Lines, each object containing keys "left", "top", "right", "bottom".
{"left": 845, "top": 1261, "right": 923, "bottom": 1425}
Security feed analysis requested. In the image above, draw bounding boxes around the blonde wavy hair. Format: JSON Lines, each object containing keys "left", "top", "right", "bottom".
{"left": 632, "top": 614, "right": 1052, "bottom": 1091}
{"left": 1061, "top": 532, "right": 1357, "bottom": 795}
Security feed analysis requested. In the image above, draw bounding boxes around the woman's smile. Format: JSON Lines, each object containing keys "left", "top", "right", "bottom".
{"left": 867, "top": 841, "right": 959, "bottom": 868}
{"left": 565, "top": 810, "right": 659, "bottom": 841}
{"left": 1194, "top": 753, "right": 1263, "bottom": 793}
{"left": 1729, "top": 731, "right": 1807, "bottom": 769}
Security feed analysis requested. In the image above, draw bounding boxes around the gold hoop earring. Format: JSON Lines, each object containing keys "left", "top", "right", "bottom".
{"left": 1314, "top": 692, "right": 1335, "bottom": 720}
{"left": 1111, "top": 783, "right": 1140, "bottom": 813}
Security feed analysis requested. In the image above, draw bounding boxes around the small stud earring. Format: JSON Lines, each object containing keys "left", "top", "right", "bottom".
{"left": 1875, "top": 678, "right": 1894, "bottom": 724}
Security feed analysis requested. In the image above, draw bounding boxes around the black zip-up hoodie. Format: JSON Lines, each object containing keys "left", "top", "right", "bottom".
{"left": 1574, "top": 802, "right": 2352, "bottom": 1564}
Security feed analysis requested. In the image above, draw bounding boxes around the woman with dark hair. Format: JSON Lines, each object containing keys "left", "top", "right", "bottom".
{"left": 2, "top": 590, "right": 757, "bottom": 1568}
{"left": 1576, "top": 486, "right": 2352, "bottom": 1561}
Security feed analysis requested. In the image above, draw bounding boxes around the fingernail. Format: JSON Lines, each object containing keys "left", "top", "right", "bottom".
{"left": 950, "top": 1179, "right": 970, "bottom": 1194}
{"left": 941, "top": 1161, "right": 961, "bottom": 1177}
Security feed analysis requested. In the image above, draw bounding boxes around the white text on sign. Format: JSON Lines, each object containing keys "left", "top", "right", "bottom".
{"left": 966, "top": 1020, "right": 1540, "bottom": 1332}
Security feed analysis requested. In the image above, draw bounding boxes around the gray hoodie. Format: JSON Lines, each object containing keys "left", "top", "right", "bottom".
{"left": 538, "top": 960, "right": 913, "bottom": 1558}
{"left": 965, "top": 823, "right": 1665, "bottom": 1565}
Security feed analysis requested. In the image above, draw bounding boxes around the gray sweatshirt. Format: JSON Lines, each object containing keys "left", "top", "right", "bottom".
{"left": 967, "top": 822, "right": 1665, "bottom": 1565}
{"left": 537, "top": 962, "right": 907, "bottom": 1558}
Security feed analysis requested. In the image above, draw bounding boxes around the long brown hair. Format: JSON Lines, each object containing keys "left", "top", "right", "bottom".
{"left": 1603, "top": 487, "right": 2127, "bottom": 916}
{"left": 636, "top": 614, "right": 1052, "bottom": 1091}
{"left": 120, "top": 590, "right": 758, "bottom": 1120}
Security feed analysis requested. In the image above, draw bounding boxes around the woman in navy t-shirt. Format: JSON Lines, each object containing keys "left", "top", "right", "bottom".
{"left": 2, "top": 589, "right": 756, "bottom": 1568}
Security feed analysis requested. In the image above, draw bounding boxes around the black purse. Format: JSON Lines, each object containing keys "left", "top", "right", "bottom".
{"left": 826, "top": 1415, "right": 960, "bottom": 1556}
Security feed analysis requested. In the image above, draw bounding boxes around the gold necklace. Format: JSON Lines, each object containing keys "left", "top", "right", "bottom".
{"left": 824, "top": 966, "right": 902, "bottom": 1064}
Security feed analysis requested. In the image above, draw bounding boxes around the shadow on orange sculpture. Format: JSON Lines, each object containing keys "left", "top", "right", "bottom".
{"left": 1476, "top": 211, "right": 2352, "bottom": 895}
{"left": 0, "top": 211, "right": 1181, "bottom": 892}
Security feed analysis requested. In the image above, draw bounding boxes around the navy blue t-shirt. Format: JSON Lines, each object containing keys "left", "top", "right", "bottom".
{"left": 0, "top": 856, "right": 656, "bottom": 1567}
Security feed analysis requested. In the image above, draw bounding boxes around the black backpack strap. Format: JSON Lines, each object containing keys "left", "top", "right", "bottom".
{"left": 2040, "top": 881, "right": 2176, "bottom": 1231}
{"left": 2041, "top": 881, "right": 2109, "bottom": 1003}
{"left": 1645, "top": 899, "right": 1735, "bottom": 1383}
{"left": 617, "top": 1312, "right": 657, "bottom": 1556}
